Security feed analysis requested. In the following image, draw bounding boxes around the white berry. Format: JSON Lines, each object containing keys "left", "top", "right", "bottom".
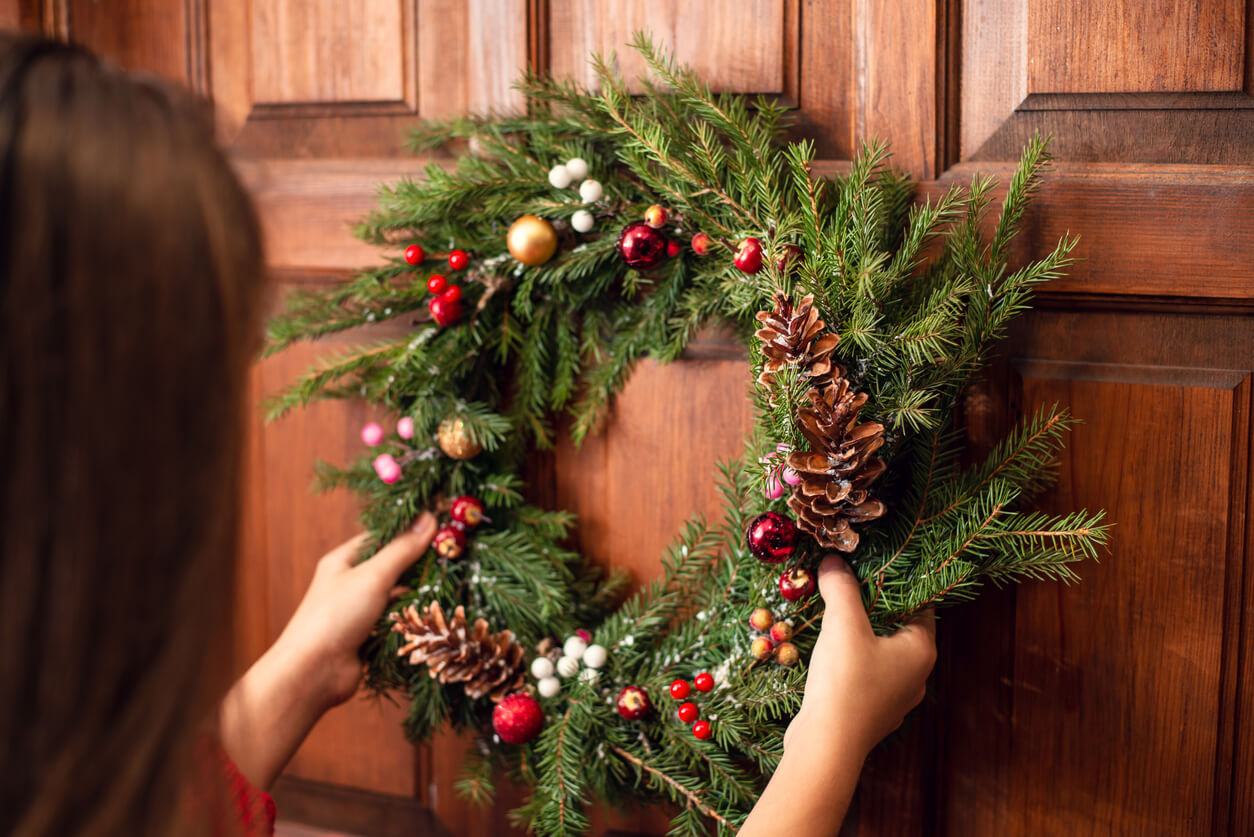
{"left": 578, "top": 179, "right": 603, "bottom": 203}
{"left": 530, "top": 656, "right": 555, "bottom": 680}
{"left": 563, "top": 635, "right": 588, "bottom": 660}
{"left": 537, "top": 676, "right": 561, "bottom": 698}
{"left": 582, "top": 644, "right": 607, "bottom": 669}
{"left": 571, "top": 209, "right": 595, "bottom": 233}
{"left": 548, "top": 164, "right": 573, "bottom": 189}
{"left": 556, "top": 656, "right": 580, "bottom": 678}
{"left": 565, "top": 157, "right": 589, "bottom": 180}
{"left": 579, "top": 668, "right": 600, "bottom": 684}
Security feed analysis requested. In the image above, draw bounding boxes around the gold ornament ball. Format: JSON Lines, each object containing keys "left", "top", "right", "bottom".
{"left": 437, "top": 417, "right": 483, "bottom": 460}
{"left": 507, "top": 215, "right": 558, "bottom": 266}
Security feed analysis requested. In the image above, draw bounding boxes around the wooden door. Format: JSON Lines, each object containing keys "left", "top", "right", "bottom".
{"left": 21, "top": 1, "right": 1254, "bottom": 835}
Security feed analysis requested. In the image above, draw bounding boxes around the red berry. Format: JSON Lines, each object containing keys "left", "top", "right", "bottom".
{"left": 775, "top": 243, "right": 803, "bottom": 273}
{"left": 779, "top": 566, "right": 818, "bottom": 602}
{"left": 734, "top": 237, "right": 763, "bottom": 274}
{"left": 449, "top": 495, "right": 485, "bottom": 527}
{"left": 427, "top": 274, "right": 447, "bottom": 294}
{"left": 448, "top": 249, "right": 469, "bottom": 270}
{"left": 442, "top": 285, "right": 463, "bottom": 304}
{"left": 429, "top": 296, "right": 463, "bottom": 327}
{"left": 493, "top": 693, "right": 544, "bottom": 745}
{"left": 616, "top": 685, "right": 652, "bottom": 720}
{"left": 404, "top": 244, "right": 425, "bottom": 266}
{"left": 750, "top": 636, "right": 775, "bottom": 661}
{"left": 644, "top": 204, "right": 668, "bottom": 229}
{"left": 666, "top": 240, "right": 681, "bottom": 258}
{"left": 691, "top": 232, "right": 712, "bottom": 255}
{"left": 433, "top": 524, "right": 466, "bottom": 559}
{"left": 677, "top": 702, "right": 699, "bottom": 723}
{"left": 692, "top": 720, "right": 713, "bottom": 740}
{"left": 693, "top": 672, "right": 714, "bottom": 693}
{"left": 669, "top": 679, "right": 691, "bottom": 700}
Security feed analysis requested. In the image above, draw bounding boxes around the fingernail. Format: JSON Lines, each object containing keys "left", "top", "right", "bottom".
{"left": 825, "top": 554, "right": 852, "bottom": 574}
{"left": 412, "top": 511, "right": 436, "bottom": 534}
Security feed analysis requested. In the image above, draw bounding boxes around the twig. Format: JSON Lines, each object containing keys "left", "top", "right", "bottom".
{"left": 610, "top": 746, "right": 736, "bottom": 832}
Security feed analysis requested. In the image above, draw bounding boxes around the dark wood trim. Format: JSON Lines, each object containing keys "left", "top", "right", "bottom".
{"left": 183, "top": 0, "right": 208, "bottom": 94}
{"left": 248, "top": 100, "right": 419, "bottom": 120}
{"left": 1019, "top": 91, "right": 1254, "bottom": 112}
{"left": 526, "top": 0, "right": 549, "bottom": 75}
{"left": 271, "top": 775, "right": 452, "bottom": 837}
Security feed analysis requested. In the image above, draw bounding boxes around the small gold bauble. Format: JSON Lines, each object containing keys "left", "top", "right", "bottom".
{"left": 437, "top": 417, "right": 483, "bottom": 460}
{"left": 507, "top": 215, "right": 558, "bottom": 266}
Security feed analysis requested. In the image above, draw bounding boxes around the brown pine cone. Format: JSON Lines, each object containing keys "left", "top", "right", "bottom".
{"left": 755, "top": 291, "right": 841, "bottom": 391}
{"left": 786, "top": 373, "right": 888, "bottom": 552}
{"left": 391, "top": 601, "right": 526, "bottom": 702}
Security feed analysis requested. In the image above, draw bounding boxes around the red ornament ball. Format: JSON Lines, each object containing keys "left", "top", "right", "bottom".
{"left": 616, "top": 221, "right": 668, "bottom": 269}
{"left": 427, "top": 274, "right": 448, "bottom": 294}
{"left": 746, "top": 511, "right": 799, "bottom": 564}
{"left": 669, "top": 679, "right": 691, "bottom": 700}
{"left": 448, "top": 249, "right": 469, "bottom": 270}
{"left": 442, "top": 285, "right": 463, "bottom": 304}
{"left": 450, "top": 495, "right": 486, "bottom": 527}
{"left": 429, "top": 295, "right": 463, "bottom": 327}
{"left": 693, "top": 672, "right": 714, "bottom": 693}
{"left": 433, "top": 524, "right": 466, "bottom": 559}
{"left": 734, "top": 237, "right": 764, "bottom": 274}
{"left": 616, "top": 685, "right": 652, "bottom": 720}
{"left": 404, "top": 244, "right": 425, "bottom": 265}
{"left": 677, "top": 701, "right": 699, "bottom": 723}
{"left": 692, "top": 720, "right": 713, "bottom": 740}
{"left": 493, "top": 693, "right": 544, "bottom": 745}
{"left": 779, "top": 566, "right": 817, "bottom": 602}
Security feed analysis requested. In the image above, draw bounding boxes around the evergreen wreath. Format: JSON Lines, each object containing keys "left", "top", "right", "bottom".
{"left": 266, "top": 35, "right": 1109, "bottom": 836}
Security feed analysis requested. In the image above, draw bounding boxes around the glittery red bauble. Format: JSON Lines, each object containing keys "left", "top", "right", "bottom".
{"left": 692, "top": 720, "right": 713, "bottom": 740}
{"left": 677, "top": 701, "right": 699, "bottom": 723}
{"left": 450, "top": 496, "right": 485, "bottom": 527}
{"left": 616, "top": 685, "right": 652, "bottom": 720}
{"left": 429, "top": 295, "right": 463, "bottom": 327}
{"left": 693, "top": 672, "right": 714, "bottom": 693}
{"left": 616, "top": 222, "right": 668, "bottom": 269}
{"left": 404, "top": 244, "right": 425, "bottom": 265}
{"left": 448, "top": 249, "right": 469, "bottom": 270}
{"left": 746, "top": 511, "right": 798, "bottom": 563}
{"left": 433, "top": 524, "right": 466, "bottom": 559}
{"left": 493, "top": 693, "right": 545, "bottom": 744}
{"left": 669, "top": 679, "right": 691, "bottom": 700}
{"left": 779, "top": 566, "right": 817, "bottom": 601}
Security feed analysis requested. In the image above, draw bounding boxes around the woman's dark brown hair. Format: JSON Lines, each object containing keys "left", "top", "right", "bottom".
{"left": 0, "top": 33, "right": 267, "bottom": 835}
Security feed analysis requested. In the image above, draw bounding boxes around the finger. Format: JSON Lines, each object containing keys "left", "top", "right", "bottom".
{"left": 883, "top": 608, "right": 937, "bottom": 672}
{"left": 359, "top": 512, "right": 437, "bottom": 585}
{"left": 319, "top": 532, "right": 371, "bottom": 571}
{"left": 816, "top": 554, "right": 873, "bottom": 639}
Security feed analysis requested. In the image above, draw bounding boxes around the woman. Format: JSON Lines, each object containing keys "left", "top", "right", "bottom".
{"left": 0, "top": 33, "right": 933, "bottom": 836}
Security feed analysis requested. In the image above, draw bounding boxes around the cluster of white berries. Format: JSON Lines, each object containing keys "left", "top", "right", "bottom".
{"left": 547, "top": 157, "right": 602, "bottom": 234}
{"left": 530, "top": 633, "right": 608, "bottom": 699}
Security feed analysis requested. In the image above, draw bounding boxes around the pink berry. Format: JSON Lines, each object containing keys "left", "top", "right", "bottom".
{"left": 373, "top": 454, "right": 401, "bottom": 484}
{"left": 782, "top": 467, "right": 803, "bottom": 486}
{"left": 361, "top": 422, "right": 384, "bottom": 446}
{"left": 396, "top": 417, "right": 415, "bottom": 439}
{"left": 765, "top": 477, "right": 784, "bottom": 499}
{"left": 576, "top": 628, "right": 592, "bottom": 643}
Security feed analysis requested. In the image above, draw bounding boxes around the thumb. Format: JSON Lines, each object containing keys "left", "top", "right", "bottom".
{"left": 360, "top": 512, "right": 437, "bottom": 586}
{"left": 817, "top": 554, "right": 873, "bottom": 638}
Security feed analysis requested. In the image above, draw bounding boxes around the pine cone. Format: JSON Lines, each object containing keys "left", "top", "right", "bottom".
{"left": 391, "top": 601, "right": 526, "bottom": 702}
{"left": 786, "top": 373, "right": 888, "bottom": 552}
{"left": 754, "top": 291, "right": 841, "bottom": 390}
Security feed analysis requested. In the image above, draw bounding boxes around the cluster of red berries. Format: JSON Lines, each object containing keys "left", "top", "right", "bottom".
{"left": 432, "top": 495, "right": 486, "bottom": 560}
{"left": 404, "top": 245, "right": 471, "bottom": 327}
{"left": 669, "top": 672, "right": 716, "bottom": 740}
{"left": 748, "top": 608, "right": 800, "bottom": 666}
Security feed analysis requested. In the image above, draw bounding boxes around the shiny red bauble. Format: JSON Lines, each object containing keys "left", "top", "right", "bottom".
{"left": 692, "top": 720, "right": 713, "bottom": 740}
{"left": 493, "top": 693, "right": 544, "bottom": 745}
{"left": 616, "top": 685, "right": 652, "bottom": 720}
{"left": 669, "top": 679, "right": 691, "bottom": 700}
{"left": 677, "top": 702, "right": 699, "bottom": 723}
{"left": 427, "top": 274, "right": 447, "bottom": 294}
{"left": 448, "top": 249, "right": 469, "bottom": 270}
{"left": 433, "top": 524, "right": 466, "bottom": 559}
{"left": 404, "top": 244, "right": 425, "bottom": 265}
{"left": 616, "top": 221, "right": 668, "bottom": 269}
{"left": 693, "top": 672, "right": 714, "bottom": 693}
{"left": 734, "top": 237, "right": 763, "bottom": 273}
{"left": 746, "top": 511, "right": 799, "bottom": 563}
{"left": 429, "top": 295, "right": 463, "bottom": 327}
{"left": 450, "top": 495, "right": 486, "bottom": 527}
{"left": 442, "top": 285, "right": 463, "bottom": 304}
{"left": 779, "top": 566, "right": 818, "bottom": 602}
